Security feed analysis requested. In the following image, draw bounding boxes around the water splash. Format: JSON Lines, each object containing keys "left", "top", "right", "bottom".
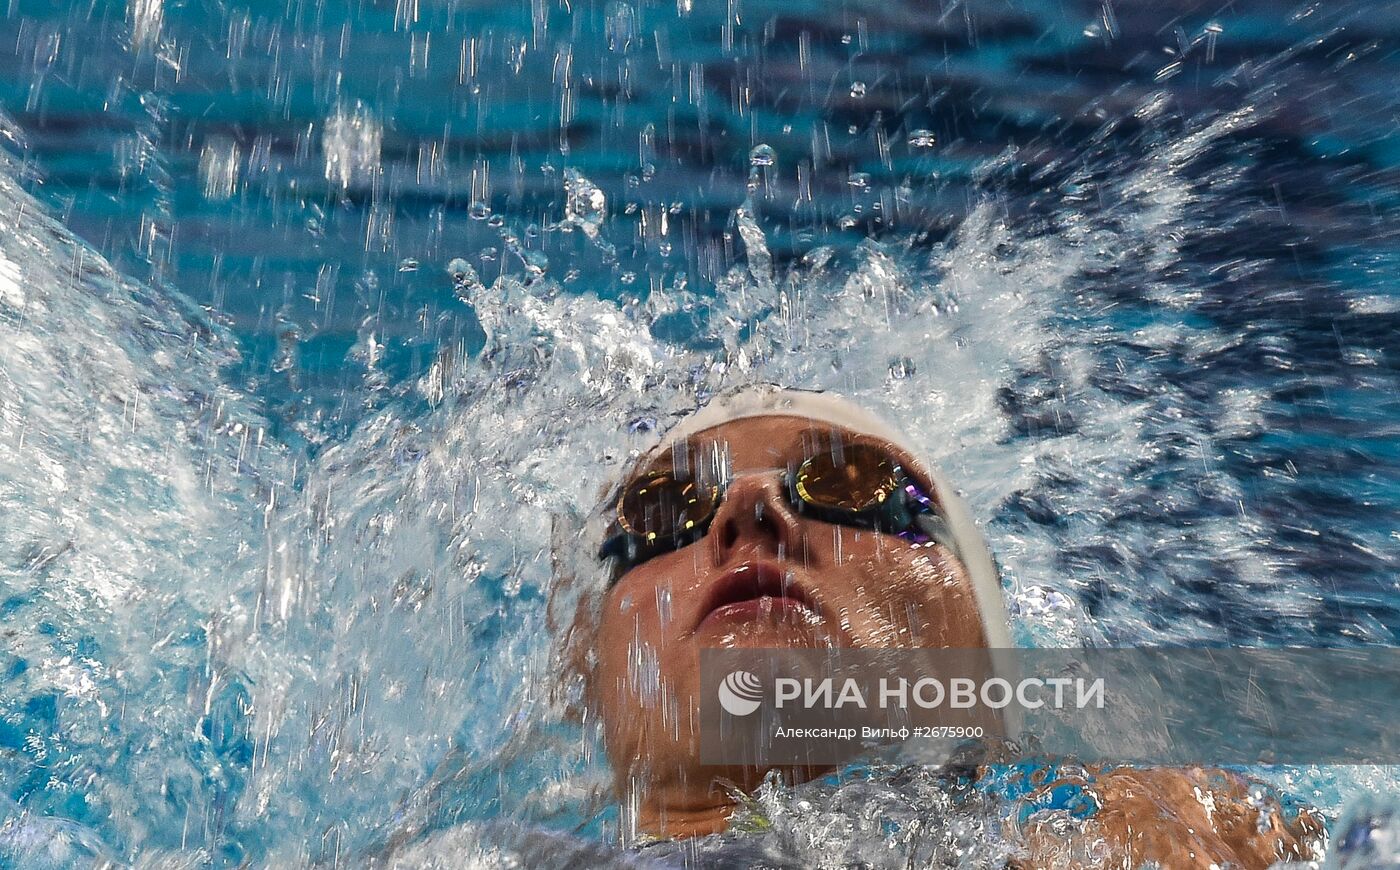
{"left": 736, "top": 145, "right": 777, "bottom": 288}
{"left": 644, "top": 768, "right": 1016, "bottom": 868}
{"left": 0, "top": 146, "right": 279, "bottom": 863}
{"left": 448, "top": 257, "right": 483, "bottom": 300}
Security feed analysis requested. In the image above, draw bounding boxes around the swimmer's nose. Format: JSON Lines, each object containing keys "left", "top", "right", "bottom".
{"left": 709, "top": 472, "right": 804, "bottom": 564}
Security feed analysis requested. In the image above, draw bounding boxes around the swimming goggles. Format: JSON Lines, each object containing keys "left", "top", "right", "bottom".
{"left": 598, "top": 443, "right": 955, "bottom": 580}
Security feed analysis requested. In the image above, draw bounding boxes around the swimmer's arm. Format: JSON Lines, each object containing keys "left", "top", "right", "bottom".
{"left": 1011, "top": 766, "right": 1322, "bottom": 870}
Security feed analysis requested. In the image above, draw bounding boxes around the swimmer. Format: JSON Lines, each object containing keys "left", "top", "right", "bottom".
{"left": 564, "top": 385, "right": 1320, "bottom": 869}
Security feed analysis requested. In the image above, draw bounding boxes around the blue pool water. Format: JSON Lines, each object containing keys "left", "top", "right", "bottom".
{"left": 0, "top": 0, "right": 1398, "bottom": 865}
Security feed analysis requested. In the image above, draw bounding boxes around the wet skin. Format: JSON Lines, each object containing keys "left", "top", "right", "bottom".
{"left": 589, "top": 415, "right": 986, "bottom": 837}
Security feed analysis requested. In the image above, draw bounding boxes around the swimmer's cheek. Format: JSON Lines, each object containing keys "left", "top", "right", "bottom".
{"left": 1010, "top": 767, "right": 1321, "bottom": 870}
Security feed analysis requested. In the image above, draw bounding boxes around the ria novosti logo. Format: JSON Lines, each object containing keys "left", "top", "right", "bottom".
{"left": 716, "top": 670, "right": 1106, "bottom": 717}
{"left": 718, "top": 670, "right": 763, "bottom": 716}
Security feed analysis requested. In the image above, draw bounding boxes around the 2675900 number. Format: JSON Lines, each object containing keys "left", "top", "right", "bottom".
{"left": 911, "top": 726, "right": 985, "bottom": 739}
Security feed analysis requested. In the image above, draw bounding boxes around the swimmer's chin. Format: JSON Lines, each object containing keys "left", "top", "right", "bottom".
{"left": 637, "top": 801, "right": 735, "bottom": 839}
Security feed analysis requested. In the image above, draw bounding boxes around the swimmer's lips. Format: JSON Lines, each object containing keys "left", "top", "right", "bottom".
{"left": 692, "top": 561, "right": 823, "bottom": 633}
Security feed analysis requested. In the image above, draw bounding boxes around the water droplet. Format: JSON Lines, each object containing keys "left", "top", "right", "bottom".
{"left": 272, "top": 314, "right": 303, "bottom": 375}
{"left": 1203, "top": 21, "right": 1223, "bottom": 62}
{"left": 849, "top": 81, "right": 867, "bottom": 99}
{"left": 323, "top": 101, "right": 382, "bottom": 189}
{"left": 1154, "top": 60, "right": 1183, "bottom": 82}
{"left": 847, "top": 171, "right": 872, "bottom": 190}
{"left": 447, "top": 258, "right": 481, "bottom": 298}
{"left": 487, "top": 214, "right": 505, "bottom": 228}
{"left": 398, "top": 258, "right": 420, "bottom": 273}
{"left": 522, "top": 250, "right": 549, "bottom": 279}
{"left": 563, "top": 169, "right": 608, "bottom": 238}
{"left": 908, "top": 129, "right": 937, "bottom": 149}
{"left": 469, "top": 201, "right": 491, "bottom": 220}
{"left": 749, "top": 144, "right": 777, "bottom": 167}
{"left": 619, "top": 271, "right": 637, "bottom": 285}
{"left": 479, "top": 247, "right": 498, "bottom": 262}
{"left": 198, "top": 136, "right": 240, "bottom": 201}
{"left": 605, "top": 1, "right": 638, "bottom": 52}
{"left": 888, "top": 357, "right": 916, "bottom": 380}
{"left": 128, "top": 0, "right": 163, "bottom": 51}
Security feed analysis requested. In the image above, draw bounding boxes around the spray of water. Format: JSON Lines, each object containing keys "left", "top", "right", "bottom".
{"left": 0, "top": 147, "right": 280, "bottom": 863}
{"left": 0, "top": 6, "right": 1398, "bottom": 858}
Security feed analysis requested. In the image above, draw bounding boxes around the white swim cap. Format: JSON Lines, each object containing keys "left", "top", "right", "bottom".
{"left": 647, "top": 384, "right": 1014, "bottom": 649}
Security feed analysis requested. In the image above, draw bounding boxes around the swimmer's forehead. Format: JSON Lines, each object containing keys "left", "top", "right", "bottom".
{"left": 634, "top": 415, "right": 918, "bottom": 478}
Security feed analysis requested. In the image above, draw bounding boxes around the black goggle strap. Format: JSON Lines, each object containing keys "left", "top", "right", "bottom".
{"left": 597, "top": 523, "right": 704, "bottom": 585}
{"left": 597, "top": 529, "right": 672, "bottom": 560}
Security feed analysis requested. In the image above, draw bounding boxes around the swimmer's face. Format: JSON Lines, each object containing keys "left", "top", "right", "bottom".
{"left": 588, "top": 415, "right": 987, "bottom": 835}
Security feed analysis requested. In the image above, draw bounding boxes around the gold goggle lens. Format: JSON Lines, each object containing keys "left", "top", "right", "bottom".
{"left": 794, "top": 443, "right": 900, "bottom": 512}
{"left": 616, "top": 473, "right": 720, "bottom": 544}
